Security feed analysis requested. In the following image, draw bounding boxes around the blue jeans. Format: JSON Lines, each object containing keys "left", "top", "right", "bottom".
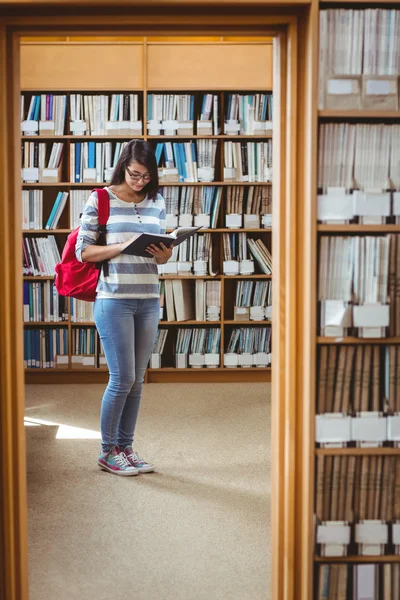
{"left": 94, "top": 297, "right": 160, "bottom": 452}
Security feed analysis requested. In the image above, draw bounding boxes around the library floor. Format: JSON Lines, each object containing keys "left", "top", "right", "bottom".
{"left": 25, "top": 382, "right": 271, "bottom": 600}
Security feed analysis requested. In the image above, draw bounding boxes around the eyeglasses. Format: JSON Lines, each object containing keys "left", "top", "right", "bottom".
{"left": 126, "top": 166, "right": 151, "bottom": 182}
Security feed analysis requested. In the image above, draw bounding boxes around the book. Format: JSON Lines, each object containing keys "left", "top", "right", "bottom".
{"left": 121, "top": 226, "right": 202, "bottom": 258}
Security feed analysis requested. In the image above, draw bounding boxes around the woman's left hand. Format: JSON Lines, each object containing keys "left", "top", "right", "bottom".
{"left": 146, "top": 242, "right": 174, "bottom": 264}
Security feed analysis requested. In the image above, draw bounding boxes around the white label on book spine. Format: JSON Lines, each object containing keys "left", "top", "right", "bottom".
{"left": 70, "top": 120, "right": 87, "bottom": 133}
{"left": 224, "top": 167, "right": 236, "bottom": 180}
{"left": 39, "top": 121, "right": 55, "bottom": 132}
{"left": 162, "top": 262, "right": 178, "bottom": 274}
{"left": 205, "top": 353, "right": 219, "bottom": 367}
{"left": 166, "top": 214, "right": 178, "bottom": 229}
{"left": 194, "top": 214, "right": 210, "bottom": 228}
{"left": 244, "top": 214, "right": 260, "bottom": 229}
{"left": 254, "top": 352, "right": 269, "bottom": 367}
{"left": 41, "top": 168, "right": 59, "bottom": 181}
{"left": 239, "top": 259, "right": 254, "bottom": 275}
{"left": 239, "top": 353, "right": 253, "bottom": 367}
{"left": 150, "top": 354, "right": 161, "bottom": 369}
{"left": 317, "top": 523, "right": 351, "bottom": 546}
{"left": 327, "top": 79, "right": 356, "bottom": 95}
{"left": 22, "top": 167, "right": 39, "bottom": 182}
{"left": 318, "top": 193, "right": 354, "bottom": 221}
{"left": 197, "top": 167, "right": 214, "bottom": 182}
{"left": 82, "top": 356, "right": 95, "bottom": 367}
{"left": 262, "top": 214, "right": 273, "bottom": 228}
{"left": 366, "top": 79, "right": 394, "bottom": 95}
{"left": 352, "top": 413, "right": 387, "bottom": 443}
{"left": 316, "top": 414, "right": 352, "bottom": 444}
{"left": 83, "top": 168, "right": 97, "bottom": 182}
{"left": 179, "top": 213, "right": 193, "bottom": 227}
{"left": 353, "top": 304, "right": 389, "bottom": 328}
{"left": 355, "top": 521, "right": 388, "bottom": 545}
{"left": 147, "top": 120, "right": 162, "bottom": 131}
{"left": 162, "top": 120, "right": 178, "bottom": 131}
{"left": 223, "top": 260, "right": 239, "bottom": 275}
{"left": 197, "top": 121, "right": 212, "bottom": 129}
{"left": 353, "top": 191, "right": 391, "bottom": 217}
{"left": 178, "top": 121, "right": 193, "bottom": 129}
{"left": 226, "top": 214, "right": 242, "bottom": 228}
{"left": 387, "top": 416, "right": 400, "bottom": 441}
{"left": 193, "top": 260, "right": 207, "bottom": 275}
{"left": 21, "top": 120, "right": 39, "bottom": 133}
{"left": 176, "top": 354, "right": 187, "bottom": 369}
{"left": 224, "top": 353, "right": 238, "bottom": 368}
{"left": 56, "top": 355, "right": 69, "bottom": 365}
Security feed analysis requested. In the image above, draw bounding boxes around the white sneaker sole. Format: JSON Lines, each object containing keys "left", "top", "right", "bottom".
{"left": 137, "top": 465, "right": 155, "bottom": 474}
{"left": 98, "top": 462, "right": 139, "bottom": 476}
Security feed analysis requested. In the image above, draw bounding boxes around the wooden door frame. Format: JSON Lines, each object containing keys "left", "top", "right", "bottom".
{"left": 0, "top": 5, "right": 317, "bottom": 600}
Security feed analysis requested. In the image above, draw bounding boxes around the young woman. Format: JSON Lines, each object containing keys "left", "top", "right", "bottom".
{"left": 75, "top": 140, "right": 172, "bottom": 476}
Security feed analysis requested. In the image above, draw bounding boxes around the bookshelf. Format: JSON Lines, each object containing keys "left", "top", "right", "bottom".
{"left": 20, "top": 39, "right": 274, "bottom": 383}
{"left": 312, "top": 5, "right": 400, "bottom": 598}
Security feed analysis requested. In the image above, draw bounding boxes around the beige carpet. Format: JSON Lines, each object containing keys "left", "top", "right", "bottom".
{"left": 25, "top": 383, "right": 271, "bottom": 600}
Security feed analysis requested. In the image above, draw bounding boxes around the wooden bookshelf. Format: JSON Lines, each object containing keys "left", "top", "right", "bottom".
{"left": 20, "top": 40, "right": 274, "bottom": 383}
{"left": 311, "top": 4, "right": 400, "bottom": 597}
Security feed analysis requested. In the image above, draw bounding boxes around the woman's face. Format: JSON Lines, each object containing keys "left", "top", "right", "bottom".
{"left": 125, "top": 161, "right": 151, "bottom": 193}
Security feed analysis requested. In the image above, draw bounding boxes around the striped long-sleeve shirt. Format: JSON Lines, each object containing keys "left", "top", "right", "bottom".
{"left": 75, "top": 187, "right": 166, "bottom": 299}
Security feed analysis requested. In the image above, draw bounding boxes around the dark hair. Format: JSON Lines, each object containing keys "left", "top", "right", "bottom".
{"left": 110, "top": 139, "right": 159, "bottom": 200}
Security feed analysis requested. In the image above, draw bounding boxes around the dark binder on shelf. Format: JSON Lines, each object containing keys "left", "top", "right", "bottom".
{"left": 121, "top": 226, "right": 203, "bottom": 258}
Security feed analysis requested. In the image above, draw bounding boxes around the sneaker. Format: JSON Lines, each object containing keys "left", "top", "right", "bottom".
{"left": 124, "top": 446, "right": 155, "bottom": 473}
{"left": 98, "top": 446, "right": 139, "bottom": 476}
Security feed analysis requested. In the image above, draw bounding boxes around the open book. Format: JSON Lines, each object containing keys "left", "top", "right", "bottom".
{"left": 121, "top": 226, "right": 203, "bottom": 258}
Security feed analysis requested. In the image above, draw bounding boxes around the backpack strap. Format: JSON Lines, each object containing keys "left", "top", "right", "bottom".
{"left": 92, "top": 188, "right": 111, "bottom": 278}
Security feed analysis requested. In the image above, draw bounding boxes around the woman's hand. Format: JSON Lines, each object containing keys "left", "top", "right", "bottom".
{"left": 119, "top": 234, "right": 141, "bottom": 252}
{"left": 146, "top": 242, "right": 174, "bottom": 264}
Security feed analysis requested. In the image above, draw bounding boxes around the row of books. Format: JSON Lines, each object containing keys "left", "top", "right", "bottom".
{"left": 225, "top": 93, "right": 273, "bottom": 135}
{"left": 317, "top": 564, "right": 400, "bottom": 600}
{"left": 22, "top": 186, "right": 272, "bottom": 232}
{"left": 226, "top": 185, "right": 271, "bottom": 216}
{"left": 176, "top": 327, "right": 221, "bottom": 355}
{"left": 21, "top": 94, "right": 67, "bottom": 136}
{"left": 318, "top": 345, "right": 400, "bottom": 415}
{"left": 70, "top": 94, "right": 140, "bottom": 134}
{"left": 226, "top": 327, "right": 271, "bottom": 355}
{"left": 319, "top": 235, "right": 400, "bottom": 338}
{"left": 235, "top": 280, "right": 272, "bottom": 313}
{"left": 24, "top": 328, "right": 68, "bottom": 369}
{"left": 160, "top": 279, "right": 221, "bottom": 322}
{"left": 315, "top": 455, "right": 400, "bottom": 524}
{"left": 224, "top": 141, "right": 272, "bottom": 183}
{"left": 23, "top": 281, "right": 68, "bottom": 322}
{"left": 70, "top": 298, "right": 94, "bottom": 323}
{"left": 21, "top": 93, "right": 140, "bottom": 135}
{"left": 223, "top": 234, "right": 272, "bottom": 275}
{"left": 319, "top": 9, "right": 400, "bottom": 110}
{"left": 22, "top": 142, "right": 64, "bottom": 172}
{"left": 22, "top": 236, "right": 61, "bottom": 277}
{"left": 147, "top": 94, "right": 195, "bottom": 123}
{"left": 70, "top": 141, "right": 128, "bottom": 183}
{"left": 155, "top": 140, "right": 217, "bottom": 182}
{"left": 318, "top": 124, "right": 400, "bottom": 191}
{"left": 160, "top": 186, "right": 222, "bottom": 228}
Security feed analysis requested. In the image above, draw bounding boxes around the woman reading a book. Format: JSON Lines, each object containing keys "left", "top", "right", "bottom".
{"left": 75, "top": 140, "right": 172, "bottom": 476}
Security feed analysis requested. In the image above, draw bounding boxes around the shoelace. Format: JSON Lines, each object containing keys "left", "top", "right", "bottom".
{"left": 114, "top": 452, "right": 132, "bottom": 468}
{"left": 127, "top": 450, "right": 144, "bottom": 464}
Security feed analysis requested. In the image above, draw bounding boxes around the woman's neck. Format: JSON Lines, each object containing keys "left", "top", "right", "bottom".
{"left": 110, "top": 183, "right": 144, "bottom": 204}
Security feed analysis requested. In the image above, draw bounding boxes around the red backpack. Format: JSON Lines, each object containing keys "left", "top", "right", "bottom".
{"left": 55, "top": 188, "right": 110, "bottom": 302}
